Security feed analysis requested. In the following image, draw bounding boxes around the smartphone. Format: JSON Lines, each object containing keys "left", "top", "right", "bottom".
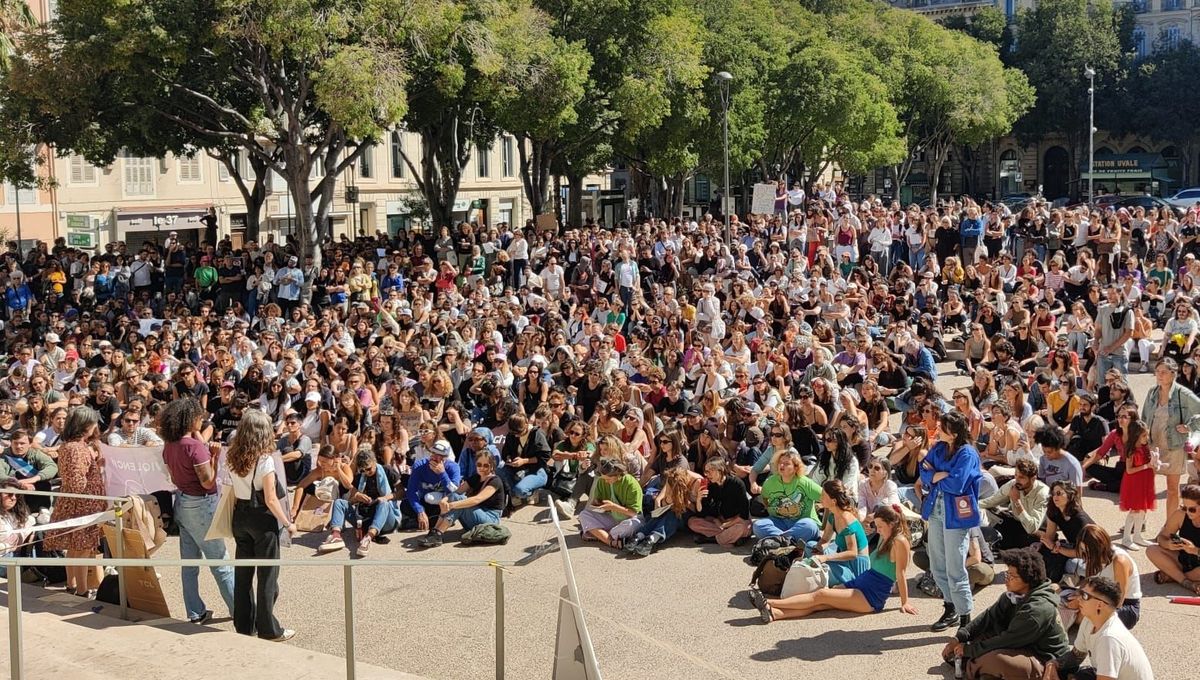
{"left": 1171, "top": 532, "right": 1183, "bottom": 543}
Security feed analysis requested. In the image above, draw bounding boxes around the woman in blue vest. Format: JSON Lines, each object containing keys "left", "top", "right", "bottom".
{"left": 919, "top": 409, "right": 983, "bottom": 633}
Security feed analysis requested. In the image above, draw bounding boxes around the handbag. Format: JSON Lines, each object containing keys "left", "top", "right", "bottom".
{"left": 204, "top": 486, "right": 236, "bottom": 541}
{"left": 781, "top": 557, "right": 830, "bottom": 598}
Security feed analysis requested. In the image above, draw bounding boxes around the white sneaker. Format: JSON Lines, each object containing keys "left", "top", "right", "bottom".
{"left": 554, "top": 499, "right": 575, "bottom": 519}
{"left": 1119, "top": 533, "right": 1140, "bottom": 551}
{"left": 1132, "top": 532, "right": 1155, "bottom": 547}
{"left": 269, "top": 629, "right": 296, "bottom": 642}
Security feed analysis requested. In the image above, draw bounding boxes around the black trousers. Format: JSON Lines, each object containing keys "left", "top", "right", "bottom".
{"left": 1085, "top": 460, "right": 1125, "bottom": 493}
{"left": 232, "top": 501, "right": 284, "bottom": 639}
{"left": 991, "top": 514, "right": 1040, "bottom": 551}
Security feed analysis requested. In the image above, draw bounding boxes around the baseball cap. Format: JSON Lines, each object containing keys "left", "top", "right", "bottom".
{"left": 221, "top": 381, "right": 236, "bottom": 389}
{"left": 305, "top": 391, "right": 321, "bottom": 403}
{"left": 685, "top": 405, "right": 702, "bottom": 417}
{"left": 45, "top": 332, "right": 60, "bottom": 344}
{"left": 430, "top": 440, "right": 455, "bottom": 460}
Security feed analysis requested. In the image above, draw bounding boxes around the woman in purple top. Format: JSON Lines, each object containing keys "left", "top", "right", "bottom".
{"left": 161, "top": 397, "right": 235, "bottom": 624}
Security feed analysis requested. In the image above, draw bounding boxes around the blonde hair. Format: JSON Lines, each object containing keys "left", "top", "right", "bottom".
{"left": 227, "top": 409, "right": 276, "bottom": 477}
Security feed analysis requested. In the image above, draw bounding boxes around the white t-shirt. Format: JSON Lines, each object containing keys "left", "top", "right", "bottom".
{"left": 231, "top": 455, "right": 276, "bottom": 501}
{"left": 1073, "top": 614, "right": 1153, "bottom": 680}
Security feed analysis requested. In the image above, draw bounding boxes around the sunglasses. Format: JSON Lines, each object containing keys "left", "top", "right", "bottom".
{"left": 1076, "top": 590, "right": 1115, "bottom": 608}
{"left": 1184, "top": 505, "right": 1200, "bottom": 515}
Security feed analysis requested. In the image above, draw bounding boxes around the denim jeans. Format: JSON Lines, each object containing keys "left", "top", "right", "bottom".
{"left": 908, "top": 246, "right": 926, "bottom": 270}
{"left": 330, "top": 498, "right": 397, "bottom": 535}
{"left": 926, "top": 494, "right": 973, "bottom": 616}
{"left": 751, "top": 516, "right": 820, "bottom": 542}
{"left": 1096, "top": 352, "right": 1129, "bottom": 381}
{"left": 500, "top": 466, "right": 547, "bottom": 499}
{"left": 442, "top": 493, "right": 503, "bottom": 529}
{"left": 175, "top": 493, "right": 236, "bottom": 620}
{"left": 638, "top": 511, "right": 681, "bottom": 542}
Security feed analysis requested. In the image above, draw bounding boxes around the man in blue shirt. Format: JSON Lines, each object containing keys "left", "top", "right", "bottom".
{"left": 405, "top": 441, "right": 461, "bottom": 535}
{"left": 275, "top": 256, "right": 304, "bottom": 315}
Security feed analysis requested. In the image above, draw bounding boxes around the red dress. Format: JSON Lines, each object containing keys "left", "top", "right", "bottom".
{"left": 1119, "top": 444, "right": 1156, "bottom": 512}
{"left": 43, "top": 441, "right": 107, "bottom": 552}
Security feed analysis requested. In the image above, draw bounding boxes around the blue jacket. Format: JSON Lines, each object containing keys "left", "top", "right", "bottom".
{"left": 920, "top": 442, "right": 982, "bottom": 530}
{"left": 5, "top": 283, "right": 32, "bottom": 311}
{"left": 959, "top": 217, "right": 984, "bottom": 239}
{"left": 404, "top": 458, "right": 462, "bottom": 514}
{"left": 905, "top": 347, "right": 937, "bottom": 381}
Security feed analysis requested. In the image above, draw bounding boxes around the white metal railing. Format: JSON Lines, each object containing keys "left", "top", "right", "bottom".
{"left": 0, "top": 488, "right": 515, "bottom": 680}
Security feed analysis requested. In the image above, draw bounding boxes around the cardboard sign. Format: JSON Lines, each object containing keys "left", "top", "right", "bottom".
{"left": 295, "top": 495, "right": 333, "bottom": 533}
{"left": 750, "top": 183, "right": 778, "bottom": 215}
{"left": 102, "top": 524, "right": 171, "bottom": 618}
{"left": 536, "top": 213, "right": 559, "bottom": 233}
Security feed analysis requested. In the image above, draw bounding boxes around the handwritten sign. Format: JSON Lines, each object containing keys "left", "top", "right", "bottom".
{"left": 751, "top": 183, "right": 777, "bottom": 215}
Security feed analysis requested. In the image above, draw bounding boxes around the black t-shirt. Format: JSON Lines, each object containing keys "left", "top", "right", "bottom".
{"left": 214, "top": 407, "right": 242, "bottom": 441}
{"left": 1046, "top": 504, "right": 1094, "bottom": 546}
{"left": 218, "top": 265, "right": 243, "bottom": 293}
{"left": 698, "top": 475, "right": 749, "bottom": 520}
{"left": 1067, "top": 414, "right": 1108, "bottom": 461}
{"left": 466, "top": 474, "right": 505, "bottom": 513}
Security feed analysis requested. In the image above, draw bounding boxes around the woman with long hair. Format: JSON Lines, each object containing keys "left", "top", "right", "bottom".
{"left": 920, "top": 409, "right": 983, "bottom": 633}
{"left": 1037, "top": 480, "right": 1094, "bottom": 583}
{"left": 42, "top": 407, "right": 106, "bottom": 598}
{"left": 226, "top": 409, "right": 297, "bottom": 641}
{"left": 1066, "top": 525, "right": 1142, "bottom": 629}
{"left": 0, "top": 479, "right": 33, "bottom": 571}
{"left": 752, "top": 504, "right": 915, "bottom": 622}
{"left": 812, "top": 428, "right": 858, "bottom": 500}
{"left": 687, "top": 457, "right": 751, "bottom": 547}
{"left": 810, "top": 479, "right": 870, "bottom": 585}
{"left": 622, "top": 466, "right": 697, "bottom": 557}
{"left": 1081, "top": 404, "right": 1140, "bottom": 495}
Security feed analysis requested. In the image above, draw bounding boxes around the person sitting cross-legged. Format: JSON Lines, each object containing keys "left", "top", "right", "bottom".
{"left": 941, "top": 548, "right": 1070, "bottom": 679}
{"left": 419, "top": 451, "right": 506, "bottom": 547}
{"left": 1044, "top": 576, "right": 1155, "bottom": 680}
{"left": 319, "top": 448, "right": 397, "bottom": 557}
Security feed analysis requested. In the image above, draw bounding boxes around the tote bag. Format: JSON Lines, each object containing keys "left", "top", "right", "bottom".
{"left": 781, "top": 557, "right": 830, "bottom": 598}
{"left": 204, "top": 486, "right": 235, "bottom": 542}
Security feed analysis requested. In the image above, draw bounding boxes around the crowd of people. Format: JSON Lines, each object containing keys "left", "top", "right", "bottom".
{"left": 2, "top": 187, "right": 1197, "bottom": 677}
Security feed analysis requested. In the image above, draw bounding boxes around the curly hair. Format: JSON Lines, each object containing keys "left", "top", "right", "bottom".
{"left": 158, "top": 397, "right": 205, "bottom": 443}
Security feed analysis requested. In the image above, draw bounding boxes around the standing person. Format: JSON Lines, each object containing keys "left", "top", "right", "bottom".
{"left": 274, "top": 256, "right": 303, "bottom": 317}
{"left": 1093, "top": 287, "right": 1133, "bottom": 382}
{"left": 1046, "top": 576, "right": 1155, "bottom": 680}
{"left": 919, "top": 410, "right": 983, "bottom": 633}
{"left": 160, "top": 397, "right": 235, "bottom": 624}
{"left": 42, "top": 407, "right": 105, "bottom": 598}
{"left": 1142, "top": 357, "right": 1200, "bottom": 517}
{"left": 226, "top": 409, "right": 297, "bottom": 642}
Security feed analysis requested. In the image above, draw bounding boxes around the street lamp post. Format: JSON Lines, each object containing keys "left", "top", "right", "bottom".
{"left": 1085, "top": 65, "right": 1096, "bottom": 203}
{"left": 717, "top": 70, "right": 732, "bottom": 244}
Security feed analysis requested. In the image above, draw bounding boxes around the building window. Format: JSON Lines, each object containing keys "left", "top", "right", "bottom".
{"left": 999, "top": 149, "right": 1020, "bottom": 197}
{"left": 502, "top": 136, "right": 515, "bottom": 177}
{"left": 359, "top": 143, "right": 374, "bottom": 179}
{"left": 476, "top": 144, "right": 489, "bottom": 178}
{"left": 178, "top": 154, "right": 202, "bottom": 183}
{"left": 69, "top": 155, "right": 96, "bottom": 184}
{"left": 391, "top": 131, "right": 405, "bottom": 178}
{"left": 1133, "top": 27, "right": 1147, "bottom": 58}
{"left": 217, "top": 150, "right": 243, "bottom": 182}
{"left": 1163, "top": 25, "right": 1182, "bottom": 50}
{"left": 122, "top": 151, "right": 155, "bottom": 196}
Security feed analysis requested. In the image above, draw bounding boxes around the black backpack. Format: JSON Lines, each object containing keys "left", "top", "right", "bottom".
{"left": 748, "top": 538, "right": 803, "bottom": 598}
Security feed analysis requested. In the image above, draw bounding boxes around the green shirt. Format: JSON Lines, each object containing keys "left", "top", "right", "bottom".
{"left": 593, "top": 473, "right": 642, "bottom": 521}
{"left": 195, "top": 265, "right": 218, "bottom": 290}
{"left": 760, "top": 474, "right": 821, "bottom": 521}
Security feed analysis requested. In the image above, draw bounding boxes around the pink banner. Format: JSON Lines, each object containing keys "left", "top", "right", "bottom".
{"left": 101, "top": 443, "right": 176, "bottom": 497}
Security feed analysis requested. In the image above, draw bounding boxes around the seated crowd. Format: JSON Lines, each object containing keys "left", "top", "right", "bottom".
{"left": 4, "top": 190, "right": 1199, "bottom": 675}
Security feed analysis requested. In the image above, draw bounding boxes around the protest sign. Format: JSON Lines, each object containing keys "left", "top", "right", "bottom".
{"left": 101, "top": 444, "right": 175, "bottom": 497}
{"left": 750, "top": 183, "right": 777, "bottom": 215}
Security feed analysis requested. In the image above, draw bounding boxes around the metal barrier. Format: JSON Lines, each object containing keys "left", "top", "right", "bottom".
{"left": 0, "top": 488, "right": 516, "bottom": 680}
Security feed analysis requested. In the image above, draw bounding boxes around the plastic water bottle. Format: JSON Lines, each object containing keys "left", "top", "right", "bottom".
{"left": 954, "top": 656, "right": 964, "bottom": 680}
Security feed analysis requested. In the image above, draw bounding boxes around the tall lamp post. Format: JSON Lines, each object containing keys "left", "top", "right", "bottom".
{"left": 716, "top": 70, "right": 732, "bottom": 243}
{"left": 1085, "top": 65, "right": 1096, "bottom": 203}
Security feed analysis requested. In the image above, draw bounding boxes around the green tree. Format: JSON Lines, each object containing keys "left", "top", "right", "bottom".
{"left": 0, "top": 0, "right": 33, "bottom": 69}
{"left": 1127, "top": 42, "right": 1200, "bottom": 185}
{"left": 1010, "top": 0, "right": 1128, "bottom": 198}
{"left": 942, "top": 5, "right": 1008, "bottom": 49}
{"left": 0, "top": 0, "right": 412, "bottom": 262}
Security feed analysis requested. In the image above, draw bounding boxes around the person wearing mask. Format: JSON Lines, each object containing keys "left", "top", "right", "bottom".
{"left": 1045, "top": 576, "right": 1154, "bottom": 680}
{"left": 226, "top": 409, "right": 296, "bottom": 642}
{"left": 979, "top": 458, "right": 1050, "bottom": 550}
{"left": 941, "top": 549, "right": 1070, "bottom": 679}
{"left": 919, "top": 410, "right": 983, "bottom": 633}
{"left": 160, "top": 398, "right": 234, "bottom": 625}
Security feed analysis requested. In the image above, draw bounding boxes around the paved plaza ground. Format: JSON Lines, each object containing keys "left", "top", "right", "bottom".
{"left": 9, "top": 363, "right": 1200, "bottom": 679}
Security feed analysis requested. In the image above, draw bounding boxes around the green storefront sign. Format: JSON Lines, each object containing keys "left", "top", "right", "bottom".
{"left": 67, "top": 231, "right": 95, "bottom": 248}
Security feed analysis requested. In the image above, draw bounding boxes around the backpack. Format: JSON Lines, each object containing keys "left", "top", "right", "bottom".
{"left": 749, "top": 535, "right": 796, "bottom": 566}
{"left": 749, "top": 541, "right": 803, "bottom": 598}
{"left": 461, "top": 523, "right": 511, "bottom": 545}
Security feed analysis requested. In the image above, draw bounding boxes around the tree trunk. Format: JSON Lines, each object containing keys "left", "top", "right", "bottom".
{"left": 567, "top": 172, "right": 584, "bottom": 229}
{"left": 245, "top": 155, "right": 268, "bottom": 242}
{"left": 519, "top": 136, "right": 554, "bottom": 219}
{"left": 553, "top": 173, "right": 564, "bottom": 228}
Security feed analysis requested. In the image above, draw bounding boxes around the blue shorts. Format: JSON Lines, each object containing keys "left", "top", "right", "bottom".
{"left": 844, "top": 569, "right": 894, "bottom": 612}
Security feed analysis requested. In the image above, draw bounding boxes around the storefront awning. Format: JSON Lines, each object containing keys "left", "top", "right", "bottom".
{"left": 1079, "top": 153, "right": 1166, "bottom": 177}
{"left": 114, "top": 206, "right": 209, "bottom": 237}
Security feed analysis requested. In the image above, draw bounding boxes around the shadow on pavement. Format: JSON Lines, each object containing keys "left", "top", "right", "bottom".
{"left": 748, "top": 623, "right": 942, "bottom": 662}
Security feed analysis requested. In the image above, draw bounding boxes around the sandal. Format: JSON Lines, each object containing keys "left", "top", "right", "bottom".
{"left": 1154, "top": 571, "right": 1173, "bottom": 585}
{"left": 1183, "top": 578, "right": 1200, "bottom": 595}
{"left": 608, "top": 537, "right": 623, "bottom": 550}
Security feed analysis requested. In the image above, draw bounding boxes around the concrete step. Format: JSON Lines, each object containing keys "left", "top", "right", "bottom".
{"left": 1, "top": 582, "right": 424, "bottom": 680}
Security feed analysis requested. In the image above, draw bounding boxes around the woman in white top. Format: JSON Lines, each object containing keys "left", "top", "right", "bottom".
{"left": 1063, "top": 525, "right": 1142, "bottom": 632}
{"left": 299, "top": 392, "right": 330, "bottom": 445}
{"left": 227, "top": 409, "right": 296, "bottom": 641}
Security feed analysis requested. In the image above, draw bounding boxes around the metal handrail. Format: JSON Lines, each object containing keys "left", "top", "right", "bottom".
{"left": 1, "top": 486, "right": 515, "bottom": 680}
